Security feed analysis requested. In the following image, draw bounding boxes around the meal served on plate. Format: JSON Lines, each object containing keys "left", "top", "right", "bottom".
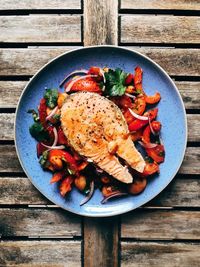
{"left": 28, "top": 66, "right": 165, "bottom": 205}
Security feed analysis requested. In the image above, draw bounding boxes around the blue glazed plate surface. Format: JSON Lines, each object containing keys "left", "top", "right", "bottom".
{"left": 15, "top": 46, "right": 187, "bottom": 217}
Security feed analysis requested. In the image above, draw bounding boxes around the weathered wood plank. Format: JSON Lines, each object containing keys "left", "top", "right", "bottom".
{"left": 0, "top": 145, "right": 199, "bottom": 174}
{"left": 84, "top": 217, "right": 119, "bottom": 267}
{"left": 84, "top": 0, "right": 118, "bottom": 46}
{"left": 0, "top": 81, "right": 199, "bottom": 109}
{"left": 121, "top": 210, "right": 200, "bottom": 239}
{"left": 83, "top": 2, "right": 119, "bottom": 267}
{"left": 0, "top": 15, "right": 81, "bottom": 43}
{"left": 0, "top": 0, "right": 81, "bottom": 10}
{"left": 121, "top": 242, "right": 200, "bottom": 267}
{"left": 120, "top": 0, "right": 200, "bottom": 10}
{"left": 0, "top": 48, "right": 199, "bottom": 76}
{"left": 121, "top": 15, "right": 200, "bottom": 44}
{"left": 0, "top": 177, "right": 199, "bottom": 207}
{"left": 0, "top": 81, "right": 27, "bottom": 108}
{"left": 1, "top": 113, "right": 199, "bottom": 141}
{"left": 0, "top": 241, "right": 81, "bottom": 267}
{"left": 0, "top": 208, "right": 81, "bottom": 237}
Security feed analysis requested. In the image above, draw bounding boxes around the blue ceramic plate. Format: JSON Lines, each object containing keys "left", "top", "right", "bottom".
{"left": 15, "top": 46, "right": 187, "bottom": 217}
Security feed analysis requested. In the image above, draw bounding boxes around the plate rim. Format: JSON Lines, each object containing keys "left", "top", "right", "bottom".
{"left": 14, "top": 45, "right": 188, "bottom": 217}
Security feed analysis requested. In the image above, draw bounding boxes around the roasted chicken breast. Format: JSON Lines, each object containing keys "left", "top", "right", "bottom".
{"left": 61, "top": 92, "right": 145, "bottom": 183}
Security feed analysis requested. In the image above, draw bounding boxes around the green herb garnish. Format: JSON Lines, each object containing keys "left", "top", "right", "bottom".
{"left": 44, "top": 89, "right": 58, "bottom": 109}
{"left": 104, "top": 68, "right": 128, "bottom": 96}
{"left": 29, "top": 122, "right": 49, "bottom": 142}
{"left": 39, "top": 150, "right": 50, "bottom": 169}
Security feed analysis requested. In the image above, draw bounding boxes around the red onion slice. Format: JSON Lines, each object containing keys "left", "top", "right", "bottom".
{"left": 46, "top": 106, "right": 58, "bottom": 121}
{"left": 65, "top": 75, "right": 98, "bottom": 92}
{"left": 125, "top": 93, "right": 136, "bottom": 99}
{"left": 101, "top": 192, "right": 128, "bottom": 204}
{"left": 59, "top": 69, "right": 88, "bottom": 87}
{"left": 80, "top": 180, "right": 95, "bottom": 206}
{"left": 138, "top": 141, "right": 158, "bottom": 149}
{"left": 128, "top": 108, "right": 148, "bottom": 121}
{"left": 41, "top": 144, "right": 65, "bottom": 150}
{"left": 148, "top": 115, "right": 157, "bottom": 136}
{"left": 99, "top": 68, "right": 106, "bottom": 83}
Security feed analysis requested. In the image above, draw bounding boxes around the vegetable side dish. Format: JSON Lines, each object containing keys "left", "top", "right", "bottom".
{"left": 29, "top": 66, "right": 165, "bottom": 205}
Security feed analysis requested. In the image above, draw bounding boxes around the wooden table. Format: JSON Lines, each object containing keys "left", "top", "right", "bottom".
{"left": 0, "top": 1, "right": 200, "bottom": 266}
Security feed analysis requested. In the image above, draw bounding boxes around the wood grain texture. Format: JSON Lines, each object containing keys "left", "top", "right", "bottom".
{"left": 0, "top": 81, "right": 199, "bottom": 109}
{"left": 0, "top": 177, "right": 199, "bottom": 207}
{"left": 0, "top": 81, "right": 27, "bottom": 108}
{"left": 0, "top": 145, "right": 199, "bottom": 174}
{"left": 120, "top": 0, "right": 200, "bottom": 10}
{"left": 121, "top": 15, "right": 200, "bottom": 44}
{"left": 1, "top": 48, "right": 199, "bottom": 76}
{"left": 0, "top": 15, "right": 81, "bottom": 43}
{"left": 84, "top": 217, "right": 119, "bottom": 267}
{"left": 84, "top": 0, "right": 118, "bottom": 45}
{"left": 0, "top": 208, "right": 81, "bottom": 237}
{"left": 0, "top": 241, "right": 81, "bottom": 267}
{"left": 121, "top": 242, "right": 200, "bottom": 267}
{"left": 0, "top": 0, "right": 81, "bottom": 10}
{"left": 1, "top": 113, "right": 199, "bottom": 141}
{"left": 121, "top": 210, "right": 200, "bottom": 239}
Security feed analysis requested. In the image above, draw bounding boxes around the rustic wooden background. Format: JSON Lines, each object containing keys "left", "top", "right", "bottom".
{"left": 0, "top": 0, "right": 200, "bottom": 266}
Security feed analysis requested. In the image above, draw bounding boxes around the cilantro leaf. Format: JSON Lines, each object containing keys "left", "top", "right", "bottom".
{"left": 27, "top": 109, "right": 39, "bottom": 122}
{"left": 44, "top": 89, "right": 58, "bottom": 109}
{"left": 39, "top": 150, "right": 50, "bottom": 169}
{"left": 29, "top": 122, "right": 49, "bottom": 142}
{"left": 104, "top": 68, "right": 128, "bottom": 96}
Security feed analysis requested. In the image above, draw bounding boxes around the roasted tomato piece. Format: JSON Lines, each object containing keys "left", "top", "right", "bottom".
{"left": 70, "top": 77, "right": 101, "bottom": 93}
{"left": 74, "top": 175, "right": 87, "bottom": 191}
{"left": 128, "top": 177, "right": 147, "bottom": 195}
{"left": 132, "top": 96, "right": 146, "bottom": 115}
{"left": 145, "top": 92, "right": 161, "bottom": 104}
{"left": 60, "top": 176, "right": 73, "bottom": 196}
{"left": 57, "top": 127, "right": 68, "bottom": 145}
{"left": 50, "top": 171, "right": 66, "bottom": 184}
{"left": 143, "top": 161, "right": 159, "bottom": 176}
{"left": 48, "top": 150, "right": 77, "bottom": 171}
{"left": 146, "top": 144, "right": 165, "bottom": 163}
{"left": 125, "top": 73, "right": 134, "bottom": 85}
{"left": 88, "top": 66, "right": 103, "bottom": 82}
{"left": 142, "top": 125, "right": 151, "bottom": 143}
{"left": 123, "top": 109, "right": 135, "bottom": 124}
{"left": 38, "top": 98, "right": 47, "bottom": 126}
{"left": 152, "top": 121, "right": 162, "bottom": 133}
{"left": 129, "top": 108, "right": 158, "bottom": 132}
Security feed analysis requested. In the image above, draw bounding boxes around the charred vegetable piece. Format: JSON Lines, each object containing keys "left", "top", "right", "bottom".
{"left": 132, "top": 96, "right": 146, "bottom": 115}
{"left": 134, "top": 66, "right": 143, "bottom": 93}
{"left": 146, "top": 144, "right": 165, "bottom": 163}
{"left": 142, "top": 125, "right": 151, "bottom": 144}
{"left": 57, "top": 93, "right": 67, "bottom": 108}
{"left": 48, "top": 149, "right": 77, "bottom": 171}
{"left": 39, "top": 150, "right": 50, "bottom": 169}
{"left": 143, "top": 161, "right": 159, "bottom": 176}
{"left": 44, "top": 89, "right": 58, "bottom": 109}
{"left": 50, "top": 171, "right": 66, "bottom": 184}
{"left": 128, "top": 177, "right": 147, "bottom": 195}
{"left": 129, "top": 108, "right": 158, "bottom": 132}
{"left": 152, "top": 121, "right": 162, "bottom": 133}
{"left": 70, "top": 78, "right": 101, "bottom": 93}
{"left": 60, "top": 176, "right": 73, "bottom": 196}
{"left": 37, "top": 143, "right": 47, "bottom": 158}
{"left": 145, "top": 92, "right": 161, "bottom": 104}
{"left": 38, "top": 98, "right": 47, "bottom": 125}
{"left": 125, "top": 73, "right": 134, "bottom": 85}
{"left": 74, "top": 175, "right": 87, "bottom": 191}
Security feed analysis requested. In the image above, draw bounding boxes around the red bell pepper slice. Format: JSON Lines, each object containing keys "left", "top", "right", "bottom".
{"left": 145, "top": 92, "right": 161, "bottom": 104}
{"left": 134, "top": 66, "right": 143, "bottom": 93}
{"left": 142, "top": 125, "right": 151, "bottom": 143}
{"left": 129, "top": 108, "right": 158, "bottom": 132}
{"left": 125, "top": 73, "right": 134, "bottom": 85}
{"left": 59, "top": 176, "right": 73, "bottom": 196}
{"left": 143, "top": 161, "right": 159, "bottom": 176}
{"left": 50, "top": 170, "right": 66, "bottom": 184}
{"left": 57, "top": 127, "right": 68, "bottom": 145}
{"left": 146, "top": 144, "right": 165, "bottom": 163}
{"left": 38, "top": 98, "right": 47, "bottom": 126}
